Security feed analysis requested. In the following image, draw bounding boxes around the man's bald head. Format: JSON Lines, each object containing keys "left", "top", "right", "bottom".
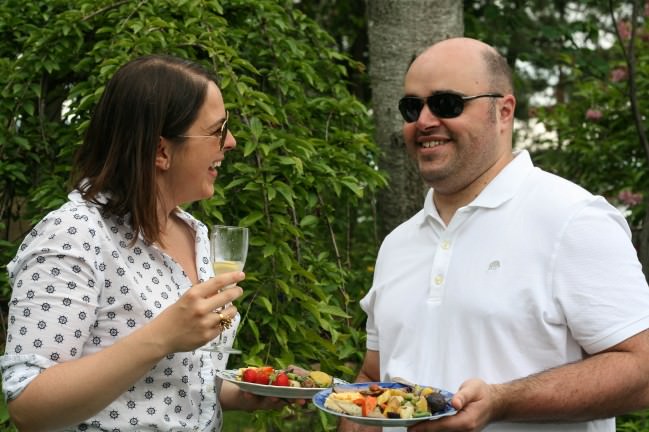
{"left": 410, "top": 38, "right": 513, "bottom": 95}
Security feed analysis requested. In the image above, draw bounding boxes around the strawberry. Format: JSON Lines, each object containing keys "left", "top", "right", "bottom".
{"left": 272, "top": 372, "right": 290, "bottom": 386}
{"left": 260, "top": 366, "right": 274, "bottom": 374}
{"left": 242, "top": 368, "right": 258, "bottom": 383}
{"left": 254, "top": 370, "right": 271, "bottom": 385}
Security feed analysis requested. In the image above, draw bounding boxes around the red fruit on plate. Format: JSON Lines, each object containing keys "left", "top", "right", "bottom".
{"left": 242, "top": 368, "right": 257, "bottom": 383}
{"left": 273, "top": 372, "right": 290, "bottom": 386}
{"left": 255, "top": 371, "right": 270, "bottom": 385}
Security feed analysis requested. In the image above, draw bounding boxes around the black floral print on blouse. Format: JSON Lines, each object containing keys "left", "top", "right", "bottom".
{"left": 1, "top": 190, "right": 236, "bottom": 431}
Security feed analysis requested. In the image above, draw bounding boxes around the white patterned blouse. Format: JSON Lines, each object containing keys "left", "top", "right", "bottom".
{"left": 1, "top": 190, "right": 239, "bottom": 431}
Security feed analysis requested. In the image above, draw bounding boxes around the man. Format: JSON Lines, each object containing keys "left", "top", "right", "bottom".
{"left": 340, "top": 37, "right": 649, "bottom": 432}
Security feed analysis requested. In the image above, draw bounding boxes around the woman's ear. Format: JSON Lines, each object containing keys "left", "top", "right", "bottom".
{"left": 156, "top": 137, "right": 171, "bottom": 170}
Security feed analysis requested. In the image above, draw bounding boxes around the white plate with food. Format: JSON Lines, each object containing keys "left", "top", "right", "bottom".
{"left": 313, "top": 381, "right": 457, "bottom": 427}
{"left": 216, "top": 367, "right": 346, "bottom": 399}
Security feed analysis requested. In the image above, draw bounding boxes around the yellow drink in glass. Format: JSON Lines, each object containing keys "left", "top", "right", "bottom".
{"left": 213, "top": 260, "right": 244, "bottom": 275}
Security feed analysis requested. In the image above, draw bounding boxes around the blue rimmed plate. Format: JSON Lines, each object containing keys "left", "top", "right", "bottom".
{"left": 312, "top": 382, "right": 457, "bottom": 427}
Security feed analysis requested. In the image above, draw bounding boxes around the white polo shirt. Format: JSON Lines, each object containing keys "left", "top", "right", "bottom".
{"left": 360, "top": 150, "right": 649, "bottom": 432}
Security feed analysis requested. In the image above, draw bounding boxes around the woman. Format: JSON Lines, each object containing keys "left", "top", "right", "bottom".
{"left": 1, "top": 55, "right": 278, "bottom": 431}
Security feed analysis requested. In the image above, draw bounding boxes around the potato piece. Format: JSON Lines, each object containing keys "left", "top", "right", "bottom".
{"left": 376, "top": 389, "right": 392, "bottom": 406}
{"left": 309, "top": 370, "right": 333, "bottom": 387}
{"left": 415, "top": 396, "right": 428, "bottom": 413}
{"left": 324, "top": 398, "right": 362, "bottom": 416}
{"left": 329, "top": 391, "right": 364, "bottom": 401}
{"left": 399, "top": 405, "right": 414, "bottom": 419}
{"left": 390, "top": 389, "right": 409, "bottom": 398}
{"left": 383, "top": 395, "right": 403, "bottom": 417}
{"left": 420, "top": 387, "right": 435, "bottom": 398}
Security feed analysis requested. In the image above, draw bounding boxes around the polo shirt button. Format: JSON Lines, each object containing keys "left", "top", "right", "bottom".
{"left": 434, "top": 275, "right": 444, "bottom": 285}
{"left": 441, "top": 240, "right": 450, "bottom": 250}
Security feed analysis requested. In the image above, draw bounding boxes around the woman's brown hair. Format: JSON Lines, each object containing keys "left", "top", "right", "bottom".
{"left": 72, "top": 54, "right": 217, "bottom": 245}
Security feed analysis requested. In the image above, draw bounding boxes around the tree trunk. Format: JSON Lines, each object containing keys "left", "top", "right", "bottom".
{"left": 366, "top": 0, "right": 463, "bottom": 241}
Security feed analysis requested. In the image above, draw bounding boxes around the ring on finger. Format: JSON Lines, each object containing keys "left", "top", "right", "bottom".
{"left": 218, "top": 312, "right": 233, "bottom": 330}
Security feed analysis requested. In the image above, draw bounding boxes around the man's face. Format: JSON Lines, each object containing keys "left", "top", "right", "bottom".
{"left": 401, "top": 44, "right": 506, "bottom": 196}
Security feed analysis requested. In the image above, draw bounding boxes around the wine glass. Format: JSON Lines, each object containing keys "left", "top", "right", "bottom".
{"left": 203, "top": 225, "right": 248, "bottom": 354}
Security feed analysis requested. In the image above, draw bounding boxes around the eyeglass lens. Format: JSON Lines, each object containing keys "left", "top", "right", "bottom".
{"left": 398, "top": 93, "right": 503, "bottom": 122}
{"left": 219, "top": 114, "right": 229, "bottom": 150}
{"left": 398, "top": 93, "right": 466, "bottom": 122}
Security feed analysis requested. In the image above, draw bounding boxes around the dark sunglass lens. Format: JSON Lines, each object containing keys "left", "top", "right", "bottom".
{"left": 429, "top": 93, "right": 464, "bottom": 118}
{"left": 398, "top": 98, "right": 423, "bottom": 122}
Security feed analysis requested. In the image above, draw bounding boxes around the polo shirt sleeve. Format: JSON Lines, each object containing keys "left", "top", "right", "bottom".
{"left": 360, "top": 288, "right": 379, "bottom": 351}
{"left": 361, "top": 239, "right": 393, "bottom": 352}
{"left": 553, "top": 197, "right": 649, "bottom": 354}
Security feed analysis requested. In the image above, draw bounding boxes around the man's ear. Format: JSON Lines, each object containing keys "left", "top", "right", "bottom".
{"left": 156, "top": 137, "right": 171, "bottom": 170}
{"left": 499, "top": 94, "right": 516, "bottom": 127}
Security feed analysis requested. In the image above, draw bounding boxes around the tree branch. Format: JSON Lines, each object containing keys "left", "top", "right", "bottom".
{"left": 82, "top": 0, "right": 132, "bottom": 22}
{"left": 608, "top": 0, "right": 649, "bottom": 161}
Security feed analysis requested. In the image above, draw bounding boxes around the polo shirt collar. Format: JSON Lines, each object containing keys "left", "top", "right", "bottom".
{"left": 420, "top": 149, "right": 533, "bottom": 224}
{"left": 469, "top": 149, "right": 533, "bottom": 209}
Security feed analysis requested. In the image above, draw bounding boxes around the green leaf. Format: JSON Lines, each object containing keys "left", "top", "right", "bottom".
{"left": 249, "top": 116, "right": 263, "bottom": 140}
{"left": 247, "top": 319, "right": 260, "bottom": 340}
{"left": 316, "top": 303, "right": 349, "bottom": 318}
{"left": 238, "top": 211, "right": 264, "bottom": 226}
{"left": 341, "top": 177, "right": 364, "bottom": 197}
{"left": 261, "top": 243, "right": 276, "bottom": 257}
{"left": 299, "top": 215, "right": 318, "bottom": 227}
{"left": 258, "top": 296, "right": 273, "bottom": 314}
{"left": 273, "top": 181, "right": 294, "bottom": 206}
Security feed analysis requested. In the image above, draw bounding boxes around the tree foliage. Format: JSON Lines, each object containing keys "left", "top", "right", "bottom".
{"left": 2, "top": 0, "right": 648, "bottom": 430}
{"left": 301, "top": 2, "right": 649, "bottom": 430}
{"left": 0, "top": 0, "right": 386, "bottom": 429}
{"left": 526, "top": 1, "right": 648, "bottom": 240}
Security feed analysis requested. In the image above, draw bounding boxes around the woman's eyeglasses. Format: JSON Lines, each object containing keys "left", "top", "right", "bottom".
{"left": 178, "top": 111, "right": 229, "bottom": 150}
{"left": 398, "top": 92, "right": 503, "bottom": 122}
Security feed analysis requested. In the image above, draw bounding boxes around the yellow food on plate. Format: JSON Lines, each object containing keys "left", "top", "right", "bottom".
{"left": 323, "top": 384, "right": 448, "bottom": 420}
{"left": 327, "top": 391, "right": 364, "bottom": 401}
{"left": 309, "top": 370, "right": 333, "bottom": 387}
{"left": 324, "top": 392, "right": 364, "bottom": 416}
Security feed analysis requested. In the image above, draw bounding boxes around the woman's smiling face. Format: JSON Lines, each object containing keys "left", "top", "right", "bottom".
{"left": 159, "top": 81, "right": 236, "bottom": 207}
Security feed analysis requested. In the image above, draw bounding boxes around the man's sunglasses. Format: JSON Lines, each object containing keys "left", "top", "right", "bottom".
{"left": 178, "top": 111, "right": 229, "bottom": 150}
{"left": 398, "top": 92, "right": 503, "bottom": 122}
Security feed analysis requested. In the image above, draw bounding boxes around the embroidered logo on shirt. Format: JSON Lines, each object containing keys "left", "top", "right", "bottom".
{"left": 488, "top": 260, "right": 501, "bottom": 271}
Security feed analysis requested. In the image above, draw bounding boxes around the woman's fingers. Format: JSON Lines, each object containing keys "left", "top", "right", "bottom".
{"left": 179, "top": 273, "right": 244, "bottom": 316}
{"left": 210, "top": 303, "right": 239, "bottom": 330}
{"left": 205, "top": 285, "right": 243, "bottom": 312}
{"left": 193, "top": 271, "right": 246, "bottom": 297}
{"left": 157, "top": 277, "right": 244, "bottom": 351}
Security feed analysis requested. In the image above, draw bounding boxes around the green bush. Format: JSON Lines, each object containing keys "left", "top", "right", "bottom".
{"left": 0, "top": 0, "right": 385, "bottom": 429}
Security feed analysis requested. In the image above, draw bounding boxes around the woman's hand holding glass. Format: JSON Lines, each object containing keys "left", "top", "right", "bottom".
{"left": 203, "top": 225, "right": 248, "bottom": 354}
{"left": 152, "top": 272, "right": 244, "bottom": 354}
